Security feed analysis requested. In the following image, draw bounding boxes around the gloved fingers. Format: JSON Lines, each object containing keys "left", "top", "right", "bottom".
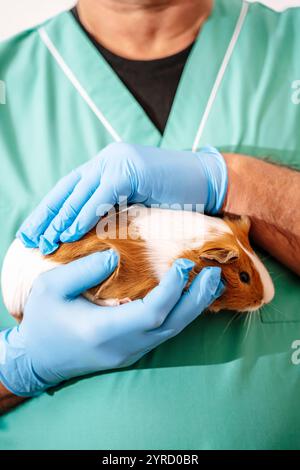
{"left": 197, "top": 146, "right": 228, "bottom": 215}
{"left": 154, "top": 266, "right": 224, "bottom": 336}
{"left": 16, "top": 170, "right": 80, "bottom": 248}
{"left": 138, "top": 330, "right": 173, "bottom": 357}
{"left": 116, "top": 328, "right": 176, "bottom": 369}
{"left": 38, "top": 176, "right": 101, "bottom": 255}
{"left": 131, "top": 269, "right": 223, "bottom": 358}
{"left": 36, "top": 250, "right": 119, "bottom": 299}
{"left": 128, "top": 315, "right": 202, "bottom": 365}
{"left": 139, "top": 259, "right": 195, "bottom": 329}
{"left": 97, "top": 259, "right": 194, "bottom": 336}
{"left": 143, "top": 258, "right": 195, "bottom": 316}
{"left": 60, "top": 184, "right": 118, "bottom": 242}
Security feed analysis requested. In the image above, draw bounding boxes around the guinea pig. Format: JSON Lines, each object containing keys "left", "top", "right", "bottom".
{"left": 1, "top": 205, "right": 275, "bottom": 322}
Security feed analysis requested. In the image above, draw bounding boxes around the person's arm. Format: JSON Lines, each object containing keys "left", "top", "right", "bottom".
{"left": 0, "top": 382, "right": 25, "bottom": 414}
{"left": 223, "top": 153, "right": 300, "bottom": 275}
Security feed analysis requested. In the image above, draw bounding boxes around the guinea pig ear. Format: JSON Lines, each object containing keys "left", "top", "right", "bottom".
{"left": 200, "top": 246, "right": 239, "bottom": 264}
{"left": 224, "top": 214, "right": 251, "bottom": 234}
{"left": 237, "top": 215, "right": 251, "bottom": 234}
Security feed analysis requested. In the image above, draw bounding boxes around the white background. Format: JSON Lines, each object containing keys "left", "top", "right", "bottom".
{"left": 0, "top": 0, "right": 300, "bottom": 40}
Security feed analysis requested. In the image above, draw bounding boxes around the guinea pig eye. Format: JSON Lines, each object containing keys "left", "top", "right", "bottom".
{"left": 239, "top": 271, "right": 250, "bottom": 283}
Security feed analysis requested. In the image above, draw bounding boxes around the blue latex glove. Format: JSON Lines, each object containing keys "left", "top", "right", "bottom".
{"left": 0, "top": 251, "right": 224, "bottom": 397}
{"left": 17, "top": 143, "right": 228, "bottom": 255}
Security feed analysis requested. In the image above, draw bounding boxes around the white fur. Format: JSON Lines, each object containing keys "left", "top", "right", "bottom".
{"left": 1, "top": 239, "right": 58, "bottom": 320}
{"left": 130, "top": 206, "right": 232, "bottom": 280}
{"left": 237, "top": 240, "right": 275, "bottom": 307}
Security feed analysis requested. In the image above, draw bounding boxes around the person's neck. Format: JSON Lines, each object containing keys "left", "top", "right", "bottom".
{"left": 76, "top": 0, "right": 213, "bottom": 60}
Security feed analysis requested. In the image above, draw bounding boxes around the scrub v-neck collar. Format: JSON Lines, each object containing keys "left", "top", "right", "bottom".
{"left": 39, "top": 0, "right": 246, "bottom": 150}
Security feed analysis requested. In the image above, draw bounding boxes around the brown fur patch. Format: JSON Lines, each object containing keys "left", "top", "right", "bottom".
{"left": 48, "top": 213, "right": 264, "bottom": 312}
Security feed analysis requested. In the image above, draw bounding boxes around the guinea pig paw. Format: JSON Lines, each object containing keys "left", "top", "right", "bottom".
{"left": 119, "top": 297, "right": 132, "bottom": 305}
{"left": 94, "top": 297, "right": 132, "bottom": 307}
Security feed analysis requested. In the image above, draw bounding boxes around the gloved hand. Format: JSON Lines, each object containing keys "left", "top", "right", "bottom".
{"left": 17, "top": 143, "right": 228, "bottom": 255}
{"left": 0, "top": 251, "right": 224, "bottom": 397}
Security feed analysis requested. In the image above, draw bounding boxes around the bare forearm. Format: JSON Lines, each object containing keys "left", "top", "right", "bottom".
{"left": 0, "top": 382, "right": 26, "bottom": 414}
{"left": 222, "top": 153, "right": 300, "bottom": 275}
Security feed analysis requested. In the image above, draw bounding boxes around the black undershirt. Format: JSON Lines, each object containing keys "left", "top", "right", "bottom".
{"left": 72, "top": 8, "right": 194, "bottom": 134}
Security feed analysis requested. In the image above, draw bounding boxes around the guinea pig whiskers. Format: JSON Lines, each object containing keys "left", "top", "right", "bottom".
{"left": 259, "top": 306, "right": 281, "bottom": 347}
{"left": 259, "top": 255, "right": 272, "bottom": 262}
{"left": 243, "top": 311, "right": 255, "bottom": 343}
{"left": 220, "top": 312, "right": 241, "bottom": 338}
{"left": 243, "top": 312, "right": 251, "bottom": 341}
{"left": 264, "top": 302, "right": 284, "bottom": 316}
{"left": 271, "top": 272, "right": 286, "bottom": 283}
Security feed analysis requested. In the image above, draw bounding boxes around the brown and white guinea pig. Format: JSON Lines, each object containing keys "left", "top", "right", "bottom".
{"left": 1, "top": 206, "right": 274, "bottom": 322}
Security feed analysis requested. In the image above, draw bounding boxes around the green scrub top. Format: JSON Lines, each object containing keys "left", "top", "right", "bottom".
{"left": 0, "top": 0, "right": 300, "bottom": 450}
